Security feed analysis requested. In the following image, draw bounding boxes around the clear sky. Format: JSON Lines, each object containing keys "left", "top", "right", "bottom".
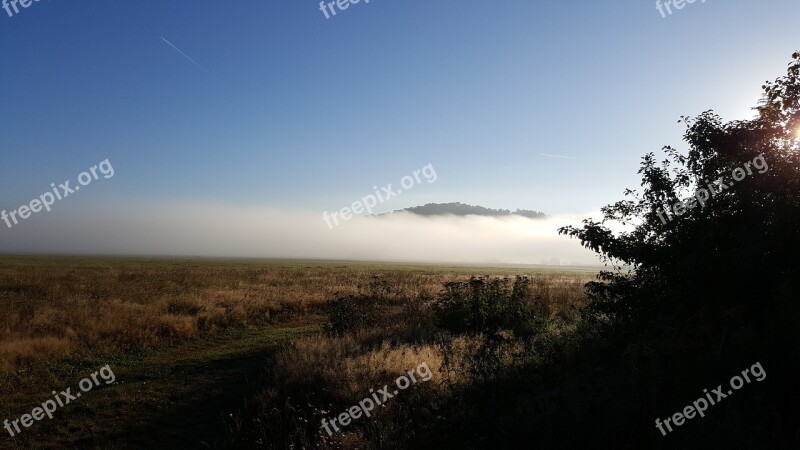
{"left": 0, "top": 0, "right": 798, "bottom": 261}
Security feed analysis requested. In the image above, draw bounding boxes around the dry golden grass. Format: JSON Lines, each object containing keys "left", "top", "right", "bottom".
{"left": 0, "top": 256, "right": 595, "bottom": 447}
{"left": 275, "top": 335, "right": 444, "bottom": 400}
{"left": 0, "top": 256, "right": 596, "bottom": 373}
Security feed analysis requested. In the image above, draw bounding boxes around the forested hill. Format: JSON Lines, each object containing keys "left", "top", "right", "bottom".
{"left": 390, "top": 202, "right": 547, "bottom": 218}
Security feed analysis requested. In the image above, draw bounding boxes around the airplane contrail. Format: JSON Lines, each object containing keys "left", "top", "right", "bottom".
{"left": 160, "top": 36, "right": 211, "bottom": 75}
{"left": 540, "top": 153, "right": 577, "bottom": 159}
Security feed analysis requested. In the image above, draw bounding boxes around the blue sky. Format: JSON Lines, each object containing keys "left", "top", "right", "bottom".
{"left": 0, "top": 0, "right": 798, "bottom": 260}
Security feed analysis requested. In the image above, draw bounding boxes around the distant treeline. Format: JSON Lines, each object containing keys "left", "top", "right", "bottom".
{"left": 396, "top": 202, "right": 547, "bottom": 218}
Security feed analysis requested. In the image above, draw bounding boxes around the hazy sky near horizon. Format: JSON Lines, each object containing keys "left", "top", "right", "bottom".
{"left": 1, "top": 0, "right": 798, "bottom": 262}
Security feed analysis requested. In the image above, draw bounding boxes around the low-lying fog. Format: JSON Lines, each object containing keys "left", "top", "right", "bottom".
{"left": 0, "top": 202, "right": 603, "bottom": 265}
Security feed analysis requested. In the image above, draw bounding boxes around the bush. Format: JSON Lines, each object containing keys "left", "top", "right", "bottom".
{"left": 432, "top": 276, "right": 549, "bottom": 337}
{"left": 322, "top": 295, "right": 387, "bottom": 335}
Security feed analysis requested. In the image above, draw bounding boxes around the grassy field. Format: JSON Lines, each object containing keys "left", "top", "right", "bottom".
{"left": 0, "top": 256, "right": 597, "bottom": 449}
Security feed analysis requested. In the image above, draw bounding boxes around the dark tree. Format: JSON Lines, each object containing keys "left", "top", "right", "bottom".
{"left": 560, "top": 52, "right": 800, "bottom": 329}
{"left": 557, "top": 52, "right": 800, "bottom": 448}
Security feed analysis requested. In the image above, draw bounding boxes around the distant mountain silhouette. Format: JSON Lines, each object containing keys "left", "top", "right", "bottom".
{"left": 387, "top": 202, "right": 547, "bottom": 218}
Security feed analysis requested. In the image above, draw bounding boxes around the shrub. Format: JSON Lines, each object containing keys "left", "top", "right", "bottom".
{"left": 322, "top": 295, "right": 387, "bottom": 335}
{"left": 432, "top": 276, "right": 549, "bottom": 337}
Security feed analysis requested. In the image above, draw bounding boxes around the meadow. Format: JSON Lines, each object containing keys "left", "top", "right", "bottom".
{"left": 0, "top": 256, "right": 595, "bottom": 449}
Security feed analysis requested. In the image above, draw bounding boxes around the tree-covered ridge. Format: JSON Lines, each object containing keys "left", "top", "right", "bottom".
{"left": 394, "top": 202, "right": 547, "bottom": 218}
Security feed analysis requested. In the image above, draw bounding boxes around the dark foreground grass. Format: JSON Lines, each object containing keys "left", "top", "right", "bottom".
{"left": 1, "top": 320, "right": 320, "bottom": 449}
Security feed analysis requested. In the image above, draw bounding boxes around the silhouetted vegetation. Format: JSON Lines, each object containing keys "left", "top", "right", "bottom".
{"left": 432, "top": 276, "right": 549, "bottom": 337}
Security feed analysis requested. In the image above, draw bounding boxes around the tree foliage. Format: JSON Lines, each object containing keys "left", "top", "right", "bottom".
{"left": 559, "top": 52, "right": 800, "bottom": 331}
